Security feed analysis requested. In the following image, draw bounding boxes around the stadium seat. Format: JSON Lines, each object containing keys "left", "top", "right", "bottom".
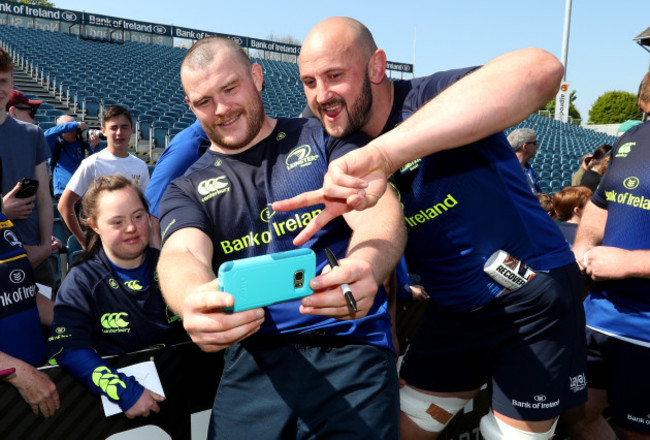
{"left": 66, "top": 235, "right": 83, "bottom": 254}
{"left": 151, "top": 120, "right": 170, "bottom": 148}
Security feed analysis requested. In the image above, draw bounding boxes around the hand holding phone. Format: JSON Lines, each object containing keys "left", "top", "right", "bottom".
{"left": 15, "top": 178, "right": 39, "bottom": 199}
{"left": 218, "top": 249, "right": 316, "bottom": 313}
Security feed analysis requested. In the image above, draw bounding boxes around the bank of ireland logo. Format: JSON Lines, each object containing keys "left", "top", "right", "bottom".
{"left": 616, "top": 142, "right": 635, "bottom": 158}
{"left": 197, "top": 176, "right": 230, "bottom": 196}
{"left": 9, "top": 269, "right": 25, "bottom": 284}
{"left": 101, "top": 312, "right": 129, "bottom": 330}
{"left": 286, "top": 145, "right": 319, "bottom": 170}
{"left": 4, "top": 229, "right": 21, "bottom": 247}
{"left": 214, "top": 159, "right": 222, "bottom": 167}
{"left": 61, "top": 11, "right": 78, "bottom": 22}
{"left": 276, "top": 132, "right": 286, "bottom": 141}
{"left": 534, "top": 395, "right": 547, "bottom": 403}
{"left": 153, "top": 25, "right": 167, "bottom": 34}
{"left": 623, "top": 176, "right": 640, "bottom": 190}
{"left": 55, "top": 326, "right": 66, "bottom": 335}
{"left": 109, "top": 278, "right": 119, "bottom": 290}
{"left": 260, "top": 205, "right": 276, "bottom": 222}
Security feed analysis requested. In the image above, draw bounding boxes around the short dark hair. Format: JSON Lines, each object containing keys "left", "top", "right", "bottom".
{"left": 102, "top": 105, "right": 132, "bottom": 127}
{"left": 181, "top": 36, "right": 251, "bottom": 95}
{"left": 0, "top": 47, "right": 14, "bottom": 73}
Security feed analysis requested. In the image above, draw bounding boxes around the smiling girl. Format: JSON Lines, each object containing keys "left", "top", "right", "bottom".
{"left": 48, "top": 175, "right": 186, "bottom": 418}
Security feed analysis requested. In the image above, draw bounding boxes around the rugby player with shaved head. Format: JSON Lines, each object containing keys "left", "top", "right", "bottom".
{"left": 275, "top": 16, "right": 588, "bottom": 440}
{"left": 156, "top": 36, "right": 405, "bottom": 439}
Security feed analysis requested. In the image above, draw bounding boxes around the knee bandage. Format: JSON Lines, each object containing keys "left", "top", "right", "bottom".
{"left": 479, "top": 411, "right": 558, "bottom": 440}
{"left": 400, "top": 384, "right": 469, "bottom": 432}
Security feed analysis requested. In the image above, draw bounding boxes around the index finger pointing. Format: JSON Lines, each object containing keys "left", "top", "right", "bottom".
{"left": 272, "top": 189, "right": 324, "bottom": 212}
{"left": 292, "top": 208, "right": 338, "bottom": 246}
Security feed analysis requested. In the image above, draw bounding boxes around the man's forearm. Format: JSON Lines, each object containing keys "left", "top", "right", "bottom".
{"left": 59, "top": 191, "right": 84, "bottom": 246}
{"left": 158, "top": 247, "right": 216, "bottom": 316}
{"left": 369, "top": 48, "right": 564, "bottom": 173}
{"left": 344, "top": 189, "right": 406, "bottom": 284}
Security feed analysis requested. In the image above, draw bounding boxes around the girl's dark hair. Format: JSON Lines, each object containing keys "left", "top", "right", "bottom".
{"left": 585, "top": 144, "right": 613, "bottom": 168}
{"left": 79, "top": 175, "right": 149, "bottom": 263}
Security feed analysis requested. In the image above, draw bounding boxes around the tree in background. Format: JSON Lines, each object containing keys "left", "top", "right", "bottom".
{"left": 588, "top": 91, "right": 642, "bottom": 124}
{"left": 8, "top": 0, "right": 54, "bottom": 7}
{"left": 542, "top": 90, "right": 582, "bottom": 124}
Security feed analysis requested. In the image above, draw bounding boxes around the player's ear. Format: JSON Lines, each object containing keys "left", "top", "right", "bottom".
{"left": 251, "top": 63, "right": 264, "bottom": 92}
{"left": 368, "top": 49, "right": 387, "bottom": 84}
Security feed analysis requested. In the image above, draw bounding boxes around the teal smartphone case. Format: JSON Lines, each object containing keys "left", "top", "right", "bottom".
{"left": 218, "top": 248, "right": 316, "bottom": 312}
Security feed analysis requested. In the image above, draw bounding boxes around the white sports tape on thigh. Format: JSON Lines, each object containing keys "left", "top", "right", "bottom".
{"left": 479, "top": 411, "right": 558, "bottom": 440}
{"left": 400, "top": 384, "right": 469, "bottom": 433}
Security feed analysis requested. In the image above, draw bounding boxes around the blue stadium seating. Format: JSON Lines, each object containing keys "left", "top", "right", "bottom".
{"left": 0, "top": 24, "right": 615, "bottom": 184}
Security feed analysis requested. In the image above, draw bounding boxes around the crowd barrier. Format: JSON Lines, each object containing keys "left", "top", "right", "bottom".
{"left": 0, "top": 340, "right": 573, "bottom": 439}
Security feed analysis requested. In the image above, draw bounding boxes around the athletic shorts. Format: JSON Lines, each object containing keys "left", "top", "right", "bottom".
{"left": 209, "top": 332, "right": 399, "bottom": 439}
{"left": 586, "top": 327, "right": 650, "bottom": 433}
{"left": 399, "top": 263, "right": 587, "bottom": 421}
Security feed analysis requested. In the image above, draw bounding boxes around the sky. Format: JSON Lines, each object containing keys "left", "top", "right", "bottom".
{"left": 51, "top": 0, "right": 650, "bottom": 124}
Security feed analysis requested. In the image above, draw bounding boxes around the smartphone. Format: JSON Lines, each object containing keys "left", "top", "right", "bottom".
{"left": 15, "top": 178, "right": 39, "bottom": 199}
{"left": 218, "top": 248, "right": 316, "bottom": 313}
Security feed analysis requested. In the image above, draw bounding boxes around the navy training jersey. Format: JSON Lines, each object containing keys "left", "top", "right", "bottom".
{"left": 159, "top": 118, "right": 394, "bottom": 351}
{"left": 584, "top": 121, "right": 650, "bottom": 344}
{"left": 385, "top": 70, "right": 575, "bottom": 311}
{"left": 0, "top": 214, "right": 46, "bottom": 366}
{"left": 48, "top": 248, "right": 186, "bottom": 356}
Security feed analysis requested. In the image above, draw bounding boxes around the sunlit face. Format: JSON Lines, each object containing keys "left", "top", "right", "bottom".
{"left": 9, "top": 104, "right": 36, "bottom": 124}
{"left": 101, "top": 114, "right": 133, "bottom": 153}
{"left": 183, "top": 53, "right": 265, "bottom": 153}
{"left": 0, "top": 71, "right": 13, "bottom": 113}
{"left": 525, "top": 135, "right": 539, "bottom": 161}
{"left": 89, "top": 187, "right": 150, "bottom": 268}
{"left": 299, "top": 42, "right": 373, "bottom": 138}
{"left": 58, "top": 116, "right": 77, "bottom": 142}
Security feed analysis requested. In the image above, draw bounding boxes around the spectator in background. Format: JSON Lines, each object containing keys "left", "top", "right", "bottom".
{"left": 616, "top": 119, "right": 642, "bottom": 138}
{"left": 579, "top": 144, "right": 612, "bottom": 192}
{"left": 58, "top": 105, "right": 148, "bottom": 249}
{"left": 552, "top": 185, "right": 592, "bottom": 245}
{"left": 537, "top": 192, "right": 557, "bottom": 221}
{"left": 508, "top": 127, "right": 541, "bottom": 193}
{"left": 0, "top": 48, "right": 55, "bottom": 290}
{"left": 0, "top": 191, "right": 59, "bottom": 418}
{"left": 566, "top": 71, "right": 650, "bottom": 440}
{"left": 48, "top": 175, "right": 186, "bottom": 418}
{"left": 572, "top": 153, "right": 593, "bottom": 186}
{"left": 44, "top": 115, "right": 100, "bottom": 199}
{"left": 6, "top": 89, "right": 42, "bottom": 124}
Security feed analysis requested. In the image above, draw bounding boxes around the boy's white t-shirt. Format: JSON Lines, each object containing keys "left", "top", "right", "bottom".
{"left": 67, "top": 149, "right": 150, "bottom": 196}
